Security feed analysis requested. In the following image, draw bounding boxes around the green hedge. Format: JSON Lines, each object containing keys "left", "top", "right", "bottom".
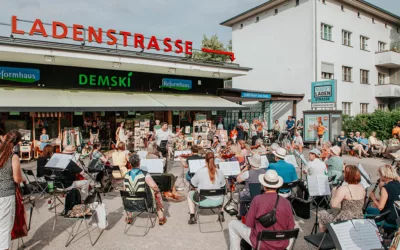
{"left": 342, "top": 109, "right": 400, "bottom": 140}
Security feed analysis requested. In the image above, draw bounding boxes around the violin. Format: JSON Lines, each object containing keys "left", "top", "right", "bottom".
{"left": 174, "top": 154, "right": 193, "bottom": 159}
{"left": 212, "top": 141, "right": 219, "bottom": 148}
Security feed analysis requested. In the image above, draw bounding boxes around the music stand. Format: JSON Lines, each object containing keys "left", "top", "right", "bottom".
{"left": 219, "top": 161, "right": 241, "bottom": 216}
{"left": 308, "top": 175, "right": 332, "bottom": 235}
{"left": 293, "top": 150, "right": 307, "bottom": 180}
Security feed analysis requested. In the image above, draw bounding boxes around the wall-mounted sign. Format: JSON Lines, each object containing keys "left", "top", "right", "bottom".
{"left": 79, "top": 72, "right": 133, "bottom": 88}
{"left": 311, "top": 80, "right": 336, "bottom": 103}
{"left": 11, "top": 16, "right": 193, "bottom": 56}
{"left": 241, "top": 92, "right": 271, "bottom": 99}
{"left": 9, "top": 111, "right": 20, "bottom": 115}
{"left": 128, "top": 111, "right": 136, "bottom": 115}
{"left": 160, "top": 78, "right": 192, "bottom": 91}
{"left": 0, "top": 67, "right": 40, "bottom": 83}
{"left": 74, "top": 111, "right": 83, "bottom": 115}
{"left": 211, "top": 110, "right": 217, "bottom": 115}
{"left": 173, "top": 110, "right": 179, "bottom": 115}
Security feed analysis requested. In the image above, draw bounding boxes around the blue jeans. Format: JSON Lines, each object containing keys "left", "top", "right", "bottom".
{"left": 365, "top": 207, "right": 397, "bottom": 229}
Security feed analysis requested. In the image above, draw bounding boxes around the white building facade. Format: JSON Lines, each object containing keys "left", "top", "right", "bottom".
{"left": 221, "top": 0, "right": 400, "bottom": 118}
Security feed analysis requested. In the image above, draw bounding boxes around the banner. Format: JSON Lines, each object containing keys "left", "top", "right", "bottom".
{"left": 304, "top": 114, "right": 329, "bottom": 142}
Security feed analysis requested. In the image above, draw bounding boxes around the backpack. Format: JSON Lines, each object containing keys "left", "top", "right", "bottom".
{"left": 63, "top": 188, "right": 81, "bottom": 216}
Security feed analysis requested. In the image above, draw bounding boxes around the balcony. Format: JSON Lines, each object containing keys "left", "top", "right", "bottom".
{"left": 375, "top": 50, "right": 400, "bottom": 68}
{"left": 375, "top": 84, "right": 400, "bottom": 98}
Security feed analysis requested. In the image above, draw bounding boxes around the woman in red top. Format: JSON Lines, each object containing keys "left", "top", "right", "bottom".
{"left": 230, "top": 127, "right": 238, "bottom": 143}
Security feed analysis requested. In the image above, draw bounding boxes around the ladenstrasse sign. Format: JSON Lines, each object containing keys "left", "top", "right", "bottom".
{"left": 0, "top": 66, "right": 40, "bottom": 83}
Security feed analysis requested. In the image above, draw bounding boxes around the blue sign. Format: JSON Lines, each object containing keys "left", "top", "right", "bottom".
{"left": 160, "top": 78, "right": 192, "bottom": 91}
{"left": 241, "top": 92, "right": 271, "bottom": 99}
{"left": 0, "top": 67, "right": 40, "bottom": 83}
{"left": 311, "top": 80, "right": 336, "bottom": 103}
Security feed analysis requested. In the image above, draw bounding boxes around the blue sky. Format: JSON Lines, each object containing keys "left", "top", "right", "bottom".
{"left": 0, "top": 0, "right": 399, "bottom": 50}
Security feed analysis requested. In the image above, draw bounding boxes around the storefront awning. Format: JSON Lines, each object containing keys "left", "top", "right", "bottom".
{"left": 0, "top": 88, "right": 246, "bottom": 111}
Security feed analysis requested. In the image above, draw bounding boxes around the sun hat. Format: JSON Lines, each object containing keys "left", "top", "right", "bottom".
{"left": 309, "top": 148, "right": 321, "bottom": 157}
{"left": 258, "top": 170, "right": 283, "bottom": 189}
{"left": 248, "top": 154, "right": 262, "bottom": 169}
{"left": 330, "top": 146, "right": 341, "bottom": 156}
{"left": 62, "top": 145, "right": 76, "bottom": 154}
{"left": 272, "top": 147, "right": 287, "bottom": 159}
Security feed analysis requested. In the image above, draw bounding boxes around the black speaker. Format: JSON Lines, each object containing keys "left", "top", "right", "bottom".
{"left": 292, "top": 197, "right": 311, "bottom": 219}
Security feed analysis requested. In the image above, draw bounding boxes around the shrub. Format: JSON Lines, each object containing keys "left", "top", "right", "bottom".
{"left": 342, "top": 109, "right": 400, "bottom": 140}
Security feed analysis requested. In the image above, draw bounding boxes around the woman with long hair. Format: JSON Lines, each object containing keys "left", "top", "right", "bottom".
{"left": 116, "top": 121, "right": 127, "bottom": 145}
{"left": 187, "top": 152, "right": 226, "bottom": 224}
{"left": 37, "top": 145, "right": 54, "bottom": 180}
{"left": 0, "top": 130, "right": 23, "bottom": 250}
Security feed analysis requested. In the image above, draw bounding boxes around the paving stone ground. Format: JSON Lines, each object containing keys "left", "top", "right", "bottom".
{"left": 13, "top": 149, "right": 390, "bottom": 250}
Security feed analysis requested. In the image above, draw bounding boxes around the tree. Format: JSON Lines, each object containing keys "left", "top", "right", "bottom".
{"left": 191, "top": 34, "right": 232, "bottom": 62}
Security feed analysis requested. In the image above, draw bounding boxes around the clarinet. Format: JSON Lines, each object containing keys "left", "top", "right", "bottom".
{"left": 363, "top": 178, "right": 380, "bottom": 214}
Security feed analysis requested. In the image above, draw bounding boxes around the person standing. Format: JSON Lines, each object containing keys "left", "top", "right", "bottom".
{"left": 39, "top": 128, "right": 50, "bottom": 151}
{"left": 216, "top": 118, "right": 224, "bottom": 130}
{"left": 0, "top": 130, "right": 23, "bottom": 250}
{"left": 243, "top": 119, "right": 250, "bottom": 142}
{"left": 90, "top": 121, "right": 100, "bottom": 144}
{"left": 316, "top": 121, "right": 327, "bottom": 148}
{"left": 286, "top": 116, "right": 295, "bottom": 140}
{"left": 296, "top": 118, "right": 304, "bottom": 136}
{"left": 237, "top": 119, "right": 244, "bottom": 141}
{"left": 155, "top": 122, "right": 182, "bottom": 150}
{"left": 250, "top": 119, "right": 258, "bottom": 146}
{"left": 116, "top": 121, "right": 127, "bottom": 145}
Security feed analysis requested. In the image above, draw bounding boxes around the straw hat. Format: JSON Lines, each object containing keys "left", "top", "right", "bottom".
{"left": 258, "top": 170, "right": 283, "bottom": 189}
{"left": 248, "top": 154, "right": 262, "bottom": 169}
{"left": 63, "top": 145, "right": 76, "bottom": 154}
{"left": 330, "top": 146, "right": 341, "bottom": 156}
{"left": 272, "top": 147, "right": 287, "bottom": 159}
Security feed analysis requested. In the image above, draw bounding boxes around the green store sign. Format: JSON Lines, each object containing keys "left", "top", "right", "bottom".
{"left": 79, "top": 72, "right": 133, "bottom": 88}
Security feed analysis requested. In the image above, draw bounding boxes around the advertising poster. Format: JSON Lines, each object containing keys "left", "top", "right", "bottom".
{"left": 304, "top": 114, "right": 330, "bottom": 142}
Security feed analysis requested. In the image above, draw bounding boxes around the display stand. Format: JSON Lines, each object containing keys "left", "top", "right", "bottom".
{"left": 307, "top": 175, "right": 331, "bottom": 234}
{"left": 219, "top": 161, "right": 241, "bottom": 215}
{"left": 133, "top": 119, "right": 150, "bottom": 151}
{"left": 193, "top": 120, "right": 212, "bottom": 147}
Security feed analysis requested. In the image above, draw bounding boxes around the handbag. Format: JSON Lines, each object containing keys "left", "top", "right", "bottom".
{"left": 256, "top": 194, "right": 280, "bottom": 228}
{"left": 11, "top": 185, "right": 28, "bottom": 240}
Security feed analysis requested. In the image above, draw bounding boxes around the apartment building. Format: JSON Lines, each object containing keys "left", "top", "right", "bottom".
{"left": 221, "top": 0, "right": 400, "bottom": 117}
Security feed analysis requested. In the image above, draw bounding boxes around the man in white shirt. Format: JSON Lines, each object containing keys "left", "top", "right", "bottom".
{"left": 303, "top": 148, "right": 327, "bottom": 176}
{"left": 155, "top": 122, "right": 182, "bottom": 147}
{"left": 242, "top": 119, "right": 250, "bottom": 142}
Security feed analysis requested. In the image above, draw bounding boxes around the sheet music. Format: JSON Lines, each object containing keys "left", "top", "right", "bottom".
{"left": 284, "top": 155, "right": 299, "bottom": 168}
{"left": 260, "top": 155, "right": 269, "bottom": 169}
{"left": 45, "top": 153, "right": 73, "bottom": 169}
{"left": 307, "top": 175, "right": 331, "bottom": 196}
{"left": 137, "top": 151, "right": 148, "bottom": 159}
{"left": 299, "top": 154, "right": 308, "bottom": 165}
{"left": 140, "top": 159, "right": 164, "bottom": 174}
{"left": 188, "top": 159, "right": 205, "bottom": 173}
{"left": 330, "top": 219, "right": 382, "bottom": 250}
{"left": 357, "top": 164, "right": 371, "bottom": 189}
{"left": 219, "top": 161, "right": 241, "bottom": 176}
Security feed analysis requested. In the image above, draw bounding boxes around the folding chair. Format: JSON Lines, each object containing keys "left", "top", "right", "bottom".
{"left": 304, "top": 231, "right": 335, "bottom": 250}
{"left": 241, "top": 183, "right": 263, "bottom": 215}
{"left": 107, "top": 166, "right": 124, "bottom": 194}
{"left": 256, "top": 228, "right": 300, "bottom": 250}
{"left": 280, "top": 180, "right": 300, "bottom": 216}
{"left": 22, "top": 169, "right": 48, "bottom": 199}
{"left": 65, "top": 190, "right": 104, "bottom": 247}
{"left": 120, "top": 190, "right": 156, "bottom": 236}
{"left": 195, "top": 188, "right": 226, "bottom": 233}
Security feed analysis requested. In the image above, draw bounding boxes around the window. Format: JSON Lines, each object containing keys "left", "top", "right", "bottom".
{"left": 321, "top": 23, "right": 332, "bottom": 41}
{"left": 360, "top": 69, "right": 369, "bottom": 84}
{"left": 342, "top": 66, "right": 352, "bottom": 82}
{"left": 378, "top": 72, "right": 386, "bottom": 85}
{"left": 378, "top": 104, "right": 387, "bottom": 111}
{"left": 360, "top": 103, "right": 368, "bottom": 114}
{"left": 378, "top": 41, "right": 386, "bottom": 51}
{"left": 240, "top": 23, "right": 243, "bottom": 29}
{"left": 342, "top": 30, "right": 352, "bottom": 46}
{"left": 360, "top": 36, "right": 369, "bottom": 50}
{"left": 357, "top": 12, "right": 360, "bottom": 18}
{"left": 372, "top": 18, "right": 375, "bottom": 24}
{"left": 341, "top": 5, "right": 344, "bottom": 11}
{"left": 256, "top": 16, "right": 259, "bottom": 22}
{"left": 296, "top": 0, "right": 299, "bottom": 6}
{"left": 321, "top": 72, "right": 334, "bottom": 79}
{"left": 342, "top": 102, "right": 352, "bottom": 115}
{"left": 275, "top": 9, "right": 278, "bottom": 15}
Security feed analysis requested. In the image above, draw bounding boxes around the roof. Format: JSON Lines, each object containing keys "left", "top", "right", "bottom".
{"left": 0, "top": 36, "right": 252, "bottom": 72}
{"left": 220, "top": 0, "right": 400, "bottom": 27}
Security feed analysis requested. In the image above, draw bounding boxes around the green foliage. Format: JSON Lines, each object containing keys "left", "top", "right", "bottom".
{"left": 191, "top": 35, "right": 231, "bottom": 62}
{"left": 342, "top": 109, "right": 400, "bottom": 139}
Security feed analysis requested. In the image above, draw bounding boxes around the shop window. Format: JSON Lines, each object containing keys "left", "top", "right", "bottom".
{"left": 360, "top": 69, "right": 369, "bottom": 84}
{"left": 342, "top": 30, "right": 352, "bottom": 46}
{"left": 360, "top": 103, "right": 368, "bottom": 114}
{"left": 342, "top": 102, "right": 352, "bottom": 115}
{"left": 342, "top": 66, "right": 352, "bottom": 82}
{"left": 321, "top": 23, "right": 332, "bottom": 41}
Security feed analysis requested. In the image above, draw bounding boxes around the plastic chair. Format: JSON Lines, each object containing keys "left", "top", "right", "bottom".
{"left": 196, "top": 188, "right": 226, "bottom": 233}
{"left": 22, "top": 169, "right": 48, "bottom": 199}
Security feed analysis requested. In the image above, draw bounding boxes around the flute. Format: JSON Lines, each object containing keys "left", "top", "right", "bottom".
{"left": 363, "top": 178, "right": 380, "bottom": 214}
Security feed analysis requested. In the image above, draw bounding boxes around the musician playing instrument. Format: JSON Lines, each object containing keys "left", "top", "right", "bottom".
{"left": 251, "top": 139, "right": 267, "bottom": 155}
{"left": 317, "top": 165, "right": 365, "bottom": 232}
{"left": 365, "top": 165, "right": 400, "bottom": 228}
{"left": 211, "top": 136, "right": 222, "bottom": 154}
